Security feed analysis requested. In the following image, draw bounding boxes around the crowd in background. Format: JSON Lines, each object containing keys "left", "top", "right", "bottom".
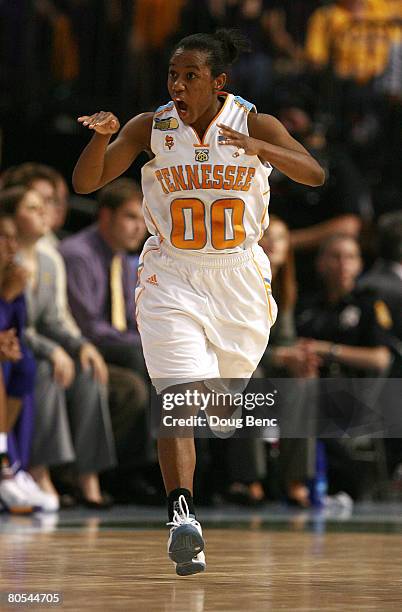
{"left": 0, "top": 0, "right": 401, "bottom": 513}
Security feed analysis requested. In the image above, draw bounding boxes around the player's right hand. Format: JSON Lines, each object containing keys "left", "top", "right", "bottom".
{"left": 77, "top": 111, "right": 120, "bottom": 135}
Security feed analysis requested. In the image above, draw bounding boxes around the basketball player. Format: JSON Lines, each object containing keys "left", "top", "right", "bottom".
{"left": 73, "top": 30, "right": 325, "bottom": 576}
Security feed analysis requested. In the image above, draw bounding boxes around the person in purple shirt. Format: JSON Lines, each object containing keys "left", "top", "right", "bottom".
{"left": 60, "top": 178, "right": 147, "bottom": 375}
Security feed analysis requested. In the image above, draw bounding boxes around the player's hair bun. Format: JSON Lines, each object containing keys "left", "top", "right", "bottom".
{"left": 172, "top": 29, "right": 251, "bottom": 76}
{"left": 214, "top": 29, "right": 251, "bottom": 66}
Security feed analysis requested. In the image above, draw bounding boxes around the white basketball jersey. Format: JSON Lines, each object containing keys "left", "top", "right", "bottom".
{"left": 141, "top": 92, "right": 272, "bottom": 254}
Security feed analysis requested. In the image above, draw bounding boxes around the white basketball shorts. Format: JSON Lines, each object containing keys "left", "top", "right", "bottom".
{"left": 135, "top": 236, "right": 278, "bottom": 394}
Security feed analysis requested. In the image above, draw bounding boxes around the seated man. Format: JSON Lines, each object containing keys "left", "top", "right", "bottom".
{"left": 59, "top": 178, "right": 147, "bottom": 374}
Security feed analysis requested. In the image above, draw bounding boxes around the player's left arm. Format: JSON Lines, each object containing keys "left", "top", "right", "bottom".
{"left": 218, "top": 113, "right": 326, "bottom": 187}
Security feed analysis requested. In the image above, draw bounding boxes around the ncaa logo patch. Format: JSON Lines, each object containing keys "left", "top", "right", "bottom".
{"left": 154, "top": 117, "right": 179, "bottom": 131}
{"left": 195, "top": 149, "right": 209, "bottom": 162}
{"left": 164, "top": 135, "right": 176, "bottom": 151}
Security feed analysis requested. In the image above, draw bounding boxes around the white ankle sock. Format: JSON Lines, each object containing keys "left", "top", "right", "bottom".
{"left": 0, "top": 432, "right": 7, "bottom": 454}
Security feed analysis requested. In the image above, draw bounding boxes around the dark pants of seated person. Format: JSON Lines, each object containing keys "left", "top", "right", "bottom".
{"left": 280, "top": 438, "right": 315, "bottom": 489}
{"left": 30, "top": 359, "right": 117, "bottom": 474}
{"left": 3, "top": 346, "right": 36, "bottom": 470}
{"left": 107, "top": 364, "right": 152, "bottom": 467}
{"left": 99, "top": 342, "right": 147, "bottom": 378}
{"left": 227, "top": 438, "right": 267, "bottom": 485}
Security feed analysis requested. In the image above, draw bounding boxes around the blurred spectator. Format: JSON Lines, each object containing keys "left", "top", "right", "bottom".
{"left": 4, "top": 165, "right": 153, "bottom": 501}
{"left": 297, "top": 234, "right": 391, "bottom": 376}
{"left": 259, "top": 216, "right": 318, "bottom": 377}
{"left": 0, "top": 210, "right": 34, "bottom": 443}
{"left": 220, "top": 0, "right": 275, "bottom": 110}
{"left": 304, "top": 0, "right": 400, "bottom": 160}
{"left": 0, "top": 367, "right": 33, "bottom": 513}
{"left": 0, "top": 210, "right": 34, "bottom": 513}
{"left": 126, "top": 0, "right": 187, "bottom": 112}
{"left": 359, "top": 211, "right": 402, "bottom": 376}
{"left": 305, "top": 0, "right": 392, "bottom": 84}
{"left": 49, "top": 168, "right": 97, "bottom": 236}
{"left": 0, "top": 206, "right": 59, "bottom": 512}
{"left": 60, "top": 178, "right": 147, "bottom": 374}
{"left": 259, "top": 217, "right": 319, "bottom": 507}
{"left": 270, "top": 106, "right": 366, "bottom": 294}
{"left": 296, "top": 233, "right": 393, "bottom": 498}
{"left": 358, "top": 211, "right": 402, "bottom": 479}
{"left": 2, "top": 162, "right": 86, "bottom": 336}
{"left": 2, "top": 162, "right": 66, "bottom": 240}
{"left": 60, "top": 179, "right": 155, "bottom": 500}
{"left": 267, "top": 1, "right": 319, "bottom": 58}
{"left": 1, "top": 185, "right": 116, "bottom": 510}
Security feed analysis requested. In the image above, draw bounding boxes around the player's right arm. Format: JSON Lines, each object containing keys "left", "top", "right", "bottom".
{"left": 72, "top": 111, "right": 153, "bottom": 194}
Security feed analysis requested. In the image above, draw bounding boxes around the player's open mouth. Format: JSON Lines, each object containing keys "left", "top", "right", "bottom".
{"left": 175, "top": 99, "right": 189, "bottom": 118}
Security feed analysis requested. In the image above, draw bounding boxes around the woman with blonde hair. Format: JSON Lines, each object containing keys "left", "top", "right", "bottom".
{"left": 260, "top": 215, "right": 319, "bottom": 507}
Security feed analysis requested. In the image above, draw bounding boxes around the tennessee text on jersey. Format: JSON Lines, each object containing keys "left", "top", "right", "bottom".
{"left": 155, "top": 164, "right": 256, "bottom": 194}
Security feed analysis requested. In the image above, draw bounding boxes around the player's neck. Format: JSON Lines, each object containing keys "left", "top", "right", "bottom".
{"left": 191, "top": 96, "right": 224, "bottom": 141}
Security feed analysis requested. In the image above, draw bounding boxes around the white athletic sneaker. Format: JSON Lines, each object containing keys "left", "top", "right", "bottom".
{"left": 14, "top": 471, "right": 60, "bottom": 512}
{"left": 167, "top": 495, "right": 206, "bottom": 576}
{"left": 0, "top": 476, "right": 34, "bottom": 514}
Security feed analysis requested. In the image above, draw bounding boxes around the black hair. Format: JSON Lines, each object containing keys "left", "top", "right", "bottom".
{"left": 378, "top": 211, "right": 402, "bottom": 263}
{"left": 98, "top": 178, "right": 142, "bottom": 212}
{"left": 0, "top": 185, "right": 31, "bottom": 217}
{"left": 171, "top": 29, "right": 251, "bottom": 77}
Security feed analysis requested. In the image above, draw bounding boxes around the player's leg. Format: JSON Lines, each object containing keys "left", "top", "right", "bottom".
{"left": 158, "top": 381, "right": 207, "bottom": 576}
{"left": 158, "top": 437, "right": 195, "bottom": 497}
{"left": 135, "top": 241, "right": 219, "bottom": 575}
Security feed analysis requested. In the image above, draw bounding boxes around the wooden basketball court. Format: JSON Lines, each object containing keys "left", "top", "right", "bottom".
{"left": 1, "top": 510, "right": 402, "bottom": 611}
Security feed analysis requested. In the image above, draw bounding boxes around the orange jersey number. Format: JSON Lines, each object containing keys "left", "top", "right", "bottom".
{"left": 170, "top": 197, "right": 245, "bottom": 250}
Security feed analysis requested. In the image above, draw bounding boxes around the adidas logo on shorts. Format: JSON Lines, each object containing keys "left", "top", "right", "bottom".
{"left": 146, "top": 274, "right": 159, "bottom": 286}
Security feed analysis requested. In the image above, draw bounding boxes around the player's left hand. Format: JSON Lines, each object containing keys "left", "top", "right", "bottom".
{"left": 217, "top": 123, "right": 262, "bottom": 157}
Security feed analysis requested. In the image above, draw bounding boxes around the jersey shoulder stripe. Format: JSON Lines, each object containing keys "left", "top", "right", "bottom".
{"left": 233, "top": 95, "right": 256, "bottom": 114}
{"left": 154, "top": 101, "right": 174, "bottom": 116}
